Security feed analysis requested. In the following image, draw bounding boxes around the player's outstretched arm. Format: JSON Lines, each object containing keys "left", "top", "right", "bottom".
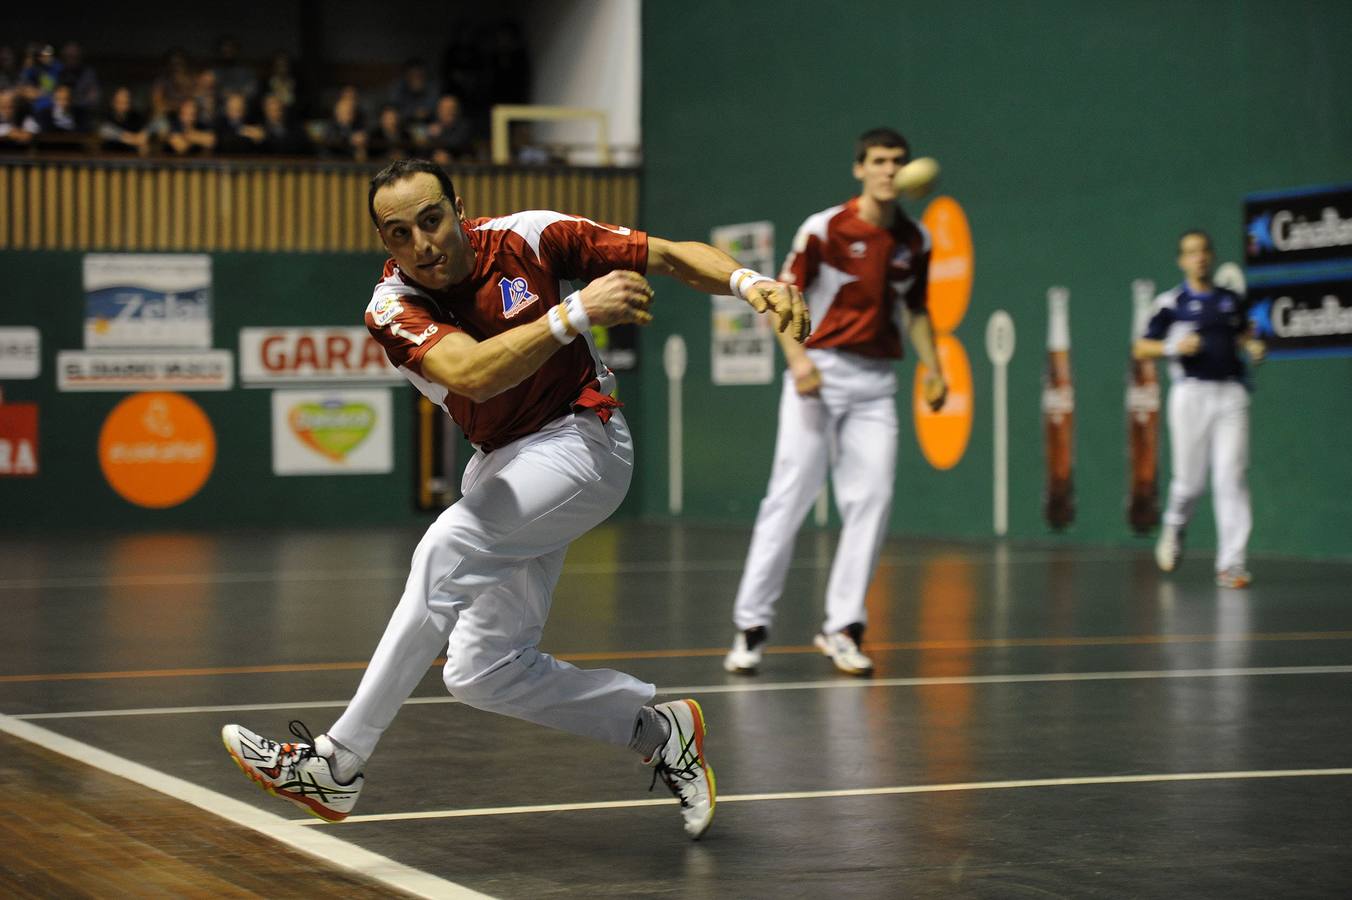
{"left": 420, "top": 271, "right": 654, "bottom": 402}
{"left": 647, "top": 237, "right": 810, "bottom": 342}
{"left": 906, "top": 310, "right": 948, "bottom": 411}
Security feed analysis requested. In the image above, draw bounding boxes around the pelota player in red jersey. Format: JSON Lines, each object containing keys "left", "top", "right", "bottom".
{"left": 221, "top": 158, "right": 808, "bottom": 840}
{"left": 724, "top": 127, "right": 947, "bottom": 678}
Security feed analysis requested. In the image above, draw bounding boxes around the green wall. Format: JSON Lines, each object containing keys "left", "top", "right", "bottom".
{"left": 637, "top": 1, "right": 1352, "bottom": 558}
{"left": 0, "top": 251, "right": 456, "bottom": 530}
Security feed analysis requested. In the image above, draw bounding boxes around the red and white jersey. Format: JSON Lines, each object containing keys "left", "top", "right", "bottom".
{"left": 364, "top": 210, "right": 647, "bottom": 450}
{"left": 781, "top": 197, "right": 931, "bottom": 359}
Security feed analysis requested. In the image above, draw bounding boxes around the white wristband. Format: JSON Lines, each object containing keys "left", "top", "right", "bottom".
{"left": 730, "top": 267, "right": 774, "bottom": 300}
{"left": 563, "top": 291, "right": 591, "bottom": 335}
{"left": 547, "top": 305, "right": 575, "bottom": 344}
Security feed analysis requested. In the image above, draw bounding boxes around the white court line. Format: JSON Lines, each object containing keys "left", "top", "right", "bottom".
{"left": 0, "top": 713, "right": 493, "bottom": 900}
{"left": 0, "top": 549, "right": 1154, "bottom": 591}
{"left": 14, "top": 664, "right": 1352, "bottom": 721}
{"left": 316, "top": 767, "right": 1352, "bottom": 826}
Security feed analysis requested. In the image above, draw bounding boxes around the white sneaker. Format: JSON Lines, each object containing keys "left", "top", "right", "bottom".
{"left": 1216, "top": 567, "right": 1252, "bottom": 589}
{"left": 1155, "top": 525, "right": 1184, "bottom": 573}
{"left": 221, "top": 721, "right": 363, "bottom": 822}
{"left": 645, "top": 699, "right": 716, "bottom": 840}
{"left": 723, "top": 626, "right": 767, "bottom": 674}
{"left": 814, "top": 624, "right": 874, "bottom": 676}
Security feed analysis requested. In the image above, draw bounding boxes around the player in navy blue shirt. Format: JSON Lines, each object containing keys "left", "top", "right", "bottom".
{"left": 1134, "top": 230, "right": 1266, "bottom": 588}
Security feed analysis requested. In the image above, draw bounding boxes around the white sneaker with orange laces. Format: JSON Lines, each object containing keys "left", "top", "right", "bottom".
{"left": 221, "top": 721, "right": 363, "bottom": 822}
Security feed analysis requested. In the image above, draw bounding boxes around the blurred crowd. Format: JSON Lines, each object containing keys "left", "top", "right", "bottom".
{"left": 0, "top": 24, "right": 543, "bottom": 164}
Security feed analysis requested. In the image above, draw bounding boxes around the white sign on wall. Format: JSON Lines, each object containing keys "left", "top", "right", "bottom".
{"left": 240, "top": 327, "right": 401, "bottom": 386}
{"left": 83, "top": 254, "right": 213, "bottom": 349}
{"left": 710, "top": 221, "right": 777, "bottom": 385}
{"left": 0, "top": 327, "right": 41, "bottom": 379}
{"left": 271, "top": 388, "right": 394, "bottom": 475}
{"left": 56, "top": 350, "right": 234, "bottom": 391}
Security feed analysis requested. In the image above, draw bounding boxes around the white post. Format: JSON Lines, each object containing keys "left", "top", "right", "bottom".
{"left": 663, "top": 335, "right": 688, "bottom": 515}
{"left": 985, "top": 310, "right": 1016, "bottom": 536}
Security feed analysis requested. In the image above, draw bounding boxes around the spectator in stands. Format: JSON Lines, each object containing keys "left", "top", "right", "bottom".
{"left": 366, "top": 103, "right": 411, "bottom": 161}
{"left": 0, "top": 89, "right": 38, "bottom": 152}
{"left": 424, "top": 93, "right": 474, "bottom": 164}
{"left": 258, "top": 92, "right": 308, "bottom": 156}
{"left": 511, "top": 120, "right": 553, "bottom": 165}
{"left": 265, "top": 52, "right": 298, "bottom": 110}
{"left": 33, "top": 83, "right": 86, "bottom": 135}
{"left": 166, "top": 98, "right": 215, "bottom": 155}
{"left": 317, "top": 90, "right": 366, "bottom": 161}
{"left": 389, "top": 58, "right": 437, "bottom": 126}
{"left": 58, "top": 42, "right": 100, "bottom": 119}
{"left": 0, "top": 46, "right": 20, "bottom": 91}
{"left": 215, "top": 91, "right": 264, "bottom": 154}
{"left": 212, "top": 36, "right": 258, "bottom": 102}
{"left": 19, "top": 43, "right": 61, "bottom": 114}
{"left": 150, "top": 49, "right": 195, "bottom": 122}
{"left": 193, "top": 69, "right": 220, "bottom": 125}
{"left": 98, "top": 86, "right": 149, "bottom": 154}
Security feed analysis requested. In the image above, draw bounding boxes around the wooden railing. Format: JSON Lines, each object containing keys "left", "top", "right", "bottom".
{"left": 0, "top": 157, "right": 641, "bottom": 253}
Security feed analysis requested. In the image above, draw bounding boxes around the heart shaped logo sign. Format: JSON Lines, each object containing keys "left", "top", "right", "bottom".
{"left": 289, "top": 400, "right": 376, "bottom": 461}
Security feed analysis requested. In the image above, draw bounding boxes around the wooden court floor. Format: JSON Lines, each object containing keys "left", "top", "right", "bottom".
{"left": 2, "top": 522, "right": 1350, "bottom": 898}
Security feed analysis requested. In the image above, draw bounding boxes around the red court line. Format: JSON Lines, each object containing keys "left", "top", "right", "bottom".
{"left": 3, "top": 630, "right": 1351, "bottom": 684}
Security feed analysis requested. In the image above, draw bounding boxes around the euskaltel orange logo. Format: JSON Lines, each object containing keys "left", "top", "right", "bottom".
{"left": 913, "top": 196, "right": 975, "bottom": 470}
{"left": 920, "top": 196, "right": 973, "bottom": 335}
{"left": 913, "top": 334, "right": 973, "bottom": 471}
{"left": 99, "top": 392, "right": 216, "bottom": 508}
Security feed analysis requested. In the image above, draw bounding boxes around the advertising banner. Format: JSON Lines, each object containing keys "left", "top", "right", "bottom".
{"left": 1248, "top": 273, "right": 1352, "bottom": 359}
{"left": 240, "top": 327, "right": 401, "bottom": 385}
{"left": 710, "top": 221, "right": 776, "bottom": 386}
{"left": 271, "top": 388, "right": 393, "bottom": 475}
{"left": 0, "top": 328, "right": 41, "bottom": 380}
{"left": 57, "top": 351, "right": 234, "bottom": 391}
{"left": 0, "top": 402, "right": 39, "bottom": 477}
{"left": 83, "top": 254, "right": 213, "bottom": 349}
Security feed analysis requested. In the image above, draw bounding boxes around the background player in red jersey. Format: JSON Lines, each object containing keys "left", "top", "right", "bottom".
{"left": 724, "top": 127, "right": 946, "bottom": 678}
{"left": 221, "top": 158, "right": 808, "bottom": 841}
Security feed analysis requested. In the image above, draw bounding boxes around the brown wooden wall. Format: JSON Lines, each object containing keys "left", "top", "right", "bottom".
{"left": 0, "top": 159, "right": 642, "bottom": 253}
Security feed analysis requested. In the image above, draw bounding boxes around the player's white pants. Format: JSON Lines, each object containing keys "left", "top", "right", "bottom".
{"left": 329, "top": 411, "right": 652, "bottom": 760}
{"left": 732, "top": 368, "right": 898, "bottom": 636}
{"left": 1163, "top": 379, "right": 1251, "bottom": 572}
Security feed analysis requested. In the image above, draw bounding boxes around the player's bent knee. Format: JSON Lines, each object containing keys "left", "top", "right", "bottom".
{"left": 442, "top": 652, "right": 531, "bottom": 709}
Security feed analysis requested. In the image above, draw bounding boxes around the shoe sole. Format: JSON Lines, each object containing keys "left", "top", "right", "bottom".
{"left": 220, "top": 728, "right": 349, "bottom": 823}
{"left": 722, "top": 657, "right": 759, "bottom": 675}
{"left": 813, "top": 635, "right": 874, "bottom": 677}
{"left": 680, "top": 699, "right": 717, "bottom": 841}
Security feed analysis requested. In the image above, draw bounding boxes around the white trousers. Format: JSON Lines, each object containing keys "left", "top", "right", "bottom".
{"left": 329, "top": 411, "right": 653, "bottom": 760}
{"left": 1164, "top": 379, "right": 1252, "bottom": 572}
{"left": 732, "top": 367, "right": 898, "bottom": 635}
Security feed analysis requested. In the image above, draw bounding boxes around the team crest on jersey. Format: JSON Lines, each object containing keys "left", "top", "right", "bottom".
{"left": 849, "top": 240, "right": 868, "bottom": 258}
{"left": 891, "top": 246, "right": 912, "bottom": 267}
{"left": 498, "top": 276, "right": 539, "bottom": 318}
{"left": 371, "top": 295, "right": 404, "bottom": 326}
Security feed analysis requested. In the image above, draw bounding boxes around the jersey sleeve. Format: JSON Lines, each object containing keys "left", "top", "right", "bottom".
{"left": 538, "top": 215, "right": 649, "bottom": 281}
{"left": 1142, "top": 292, "right": 1176, "bottom": 340}
{"left": 899, "top": 224, "right": 932, "bottom": 314}
{"left": 780, "top": 218, "right": 822, "bottom": 290}
{"left": 364, "top": 291, "right": 457, "bottom": 375}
